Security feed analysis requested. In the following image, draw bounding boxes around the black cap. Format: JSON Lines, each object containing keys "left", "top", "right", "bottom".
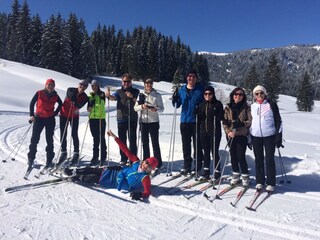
{"left": 187, "top": 69, "right": 198, "bottom": 77}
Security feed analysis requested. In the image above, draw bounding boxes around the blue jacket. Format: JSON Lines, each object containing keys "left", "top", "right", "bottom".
{"left": 99, "top": 162, "right": 147, "bottom": 192}
{"left": 172, "top": 83, "right": 204, "bottom": 123}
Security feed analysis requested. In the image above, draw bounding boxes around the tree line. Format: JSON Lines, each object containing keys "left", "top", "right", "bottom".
{"left": 0, "top": 0, "right": 210, "bottom": 84}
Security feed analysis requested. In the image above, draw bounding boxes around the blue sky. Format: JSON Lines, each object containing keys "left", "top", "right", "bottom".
{"left": 1, "top": 0, "right": 320, "bottom": 53}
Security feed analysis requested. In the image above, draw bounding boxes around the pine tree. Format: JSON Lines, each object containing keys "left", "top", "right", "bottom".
{"left": 0, "top": 13, "right": 8, "bottom": 59}
{"left": 263, "top": 55, "right": 282, "bottom": 102}
{"left": 244, "top": 65, "right": 260, "bottom": 102}
{"left": 39, "top": 14, "right": 72, "bottom": 75}
{"left": 6, "top": 0, "right": 20, "bottom": 61}
{"left": 29, "top": 14, "right": 43, "bottom": 66}
{"left": 16, "top": 1, "right": 32, "bottom": 64}
{"left": 296, "top": 72, "right": 314, "bottom": 111}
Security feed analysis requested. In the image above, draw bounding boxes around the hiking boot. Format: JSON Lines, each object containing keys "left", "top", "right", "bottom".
{"left": 230, "top": 172, "right": 241, "bottom": 186}
{"left": 71, "top": 152, "right": 79, "bottom": 165}
{"left": 180, "top": 169, "right": 190, "bottom": 176}
{"left": 214, "top": 170, "right": 221, "bottom": 181}
{"left": 27, "top": 158, "right": 34, "bottom": 168}
{"left": 266, "top": 185, "right": 275, "bottom": 192}
{"left": 256, "top": 183, "right": 264, "bottom": 191}
{"left": 58, "top": 152, "right": 67, "bottom": 164}
{"left": 241, "top": 174, "right": 250, "bottom": 187}
{"left": 90, "top": 157, "right": 99, "bottom": 166}
{"left": 199, "top": 169, "right": 210, "bottom": 180}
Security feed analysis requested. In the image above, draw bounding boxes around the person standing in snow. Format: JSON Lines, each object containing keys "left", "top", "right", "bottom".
{"left": 87, "top": 80, "right": 107, "bottom": 166}
{"left": 197, "top": 86, "right": 224, "bottom": 181}
{"left": 171, "top": 69, "right": 204, "bottom": 175}
{"left": 134, "top": 78, "right": 164, "bottom": 173}
{"left": 27, "top": 79, "right": 62, "bottom": 171}
{"left": 250, "top": 85, "right": 283, "bottom": 192}
{"left": 105, "top": 73, "right": 140, "bottom": 166}
{"left": 58, "top": 80, "right": 89, "bottom": 165}
{"left": 223, "top": 87, "right": 252, "bottom": 187}
{"left": 63, "top": 130, "right": 158, "bottom": 200}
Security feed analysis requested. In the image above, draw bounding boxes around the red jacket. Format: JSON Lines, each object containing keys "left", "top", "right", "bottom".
{"left": 60, "top": 88, "right": 88, "bottom": 118}
{"left": 30, "top": 90, "right": 62, "bottom": 118}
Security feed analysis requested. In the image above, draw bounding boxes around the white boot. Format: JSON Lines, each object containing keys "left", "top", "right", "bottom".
{"left": 230, "top": 172, "right": 240, "bottom": 186}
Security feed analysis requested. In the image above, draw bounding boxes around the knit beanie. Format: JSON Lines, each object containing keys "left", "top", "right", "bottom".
{"left": 45, "top": 79, "right": 55, "bottom": 86}
{"left": 253, "top": 85, "right": 267, "bottom": 95}
{"left": 145, "top": 157, "right": 158, "bottom": 169}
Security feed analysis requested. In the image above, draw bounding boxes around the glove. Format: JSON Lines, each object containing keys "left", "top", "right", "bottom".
{"left": 130, "top": 192, "right": 143, "bottom": 200}
{"left": 88, "top": 99, "right": 95, "bottom": 108}
{"left": 193, "top": 106, "right": 199, "bottom": 115}
{"left": 137, "top": 93, "right": 145, "bottom": 105}
{"left": 98, "top": 91, "right": 105, "bottom": 100}
{"left": 67, "top": 89, "right": 77, "bottom": 102}
{"left": 232, "top": 121, "right": 245, "bottom": 129}
{"left": 275, "top": 132, "right": 283, "bottom": 148}
{"left": 106, "top": 165, "right": 122, "bottom": 171}
{"left": 172, "top": 89, "right": 179, "bottom": 103}
{"left": 71, "top": 94, "right": 77, "bottom": 103}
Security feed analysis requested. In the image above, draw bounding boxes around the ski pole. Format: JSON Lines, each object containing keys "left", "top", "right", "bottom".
{"left": 78, "top": 117, "right": 90, "bottom": 167}
{"left": 278, "top": 148, "right": 291, "bottom": 183}
{"left": 194, "top": 109, "right": 199, "bottom": 180}
{"left": 2, "top": 122, "right": 33, "bottom": 162}
{"left": 107, "top": 88, "right": 110, "bottom": 166}
{"left": 213, "top": 137, "right": 233, "bottom": 199}
{"left": 166, "top": 102, "right": 177, "bottom": 176}
{"left": 203, "top": 137, "right": 232, "bottom": 198}
{"left": 53, "top": 103, "right": 73, "bottom": 166}
{"left": 68, "top": 103, "right": 75, "bottom": 162}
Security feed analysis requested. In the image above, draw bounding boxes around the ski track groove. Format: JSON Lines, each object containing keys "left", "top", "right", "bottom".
{"left": 150, "top": 194, "right": 320, "bottom": 240}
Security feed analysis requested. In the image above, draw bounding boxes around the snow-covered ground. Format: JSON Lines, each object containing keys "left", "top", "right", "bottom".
{"left": 0, "top": 59, "right": 319, "bottom": 240}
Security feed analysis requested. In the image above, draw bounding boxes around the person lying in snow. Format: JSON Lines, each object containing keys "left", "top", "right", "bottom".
{"left": 63, "top": 129, "right": 158, "bottom": 200}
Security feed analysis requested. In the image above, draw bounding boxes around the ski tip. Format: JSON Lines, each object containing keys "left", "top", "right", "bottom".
{"left": 246, "top": 206, "right": 256, "bottom": 211}
{"left": 2, "top": 160, "right": 7, "bottom": 163}
{"left": 215, "top": 195, "right": 222, "bottom": 200}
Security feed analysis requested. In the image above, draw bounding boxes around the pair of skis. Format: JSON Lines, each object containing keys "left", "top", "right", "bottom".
{"left": 245, "top": 189, "right": 272, "bottom": 211}
{"left": 5, "top": 176, "right": 75, "bottom": 193}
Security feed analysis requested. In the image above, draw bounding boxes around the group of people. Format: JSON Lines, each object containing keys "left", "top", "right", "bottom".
{"left": 172, "top": 70, "right": 283, "bottom": 193}
{"left": 26, "top": 69, "right": 282, "bottom": 200}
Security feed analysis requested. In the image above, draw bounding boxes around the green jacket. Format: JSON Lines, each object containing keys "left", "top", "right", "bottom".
{"left": 88, "top": 91, "right": 106, "bottom": 119}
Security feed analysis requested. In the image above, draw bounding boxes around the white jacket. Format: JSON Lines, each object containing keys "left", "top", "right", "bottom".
{"left": 134, "top": 89, "right": 164, "bottom": 123}
{"left": 250, "top": 100, "right": 276, "bottom": 137}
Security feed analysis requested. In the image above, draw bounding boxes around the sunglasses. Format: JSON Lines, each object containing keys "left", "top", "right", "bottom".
{"left": 188, "top": 74, "right": 197, "bottom": 78}
{"left": 234, "top": 93, "right": 244, "bottom": 97}
{"left": 255, "top": 91, "right": 264, "bottom": 96}
{"left": 204, "top": 92, "right": 213, "bottom": 96}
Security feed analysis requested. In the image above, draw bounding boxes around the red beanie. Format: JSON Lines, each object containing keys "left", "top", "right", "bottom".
{"left": 46, "top": 79, "right": 55, "bottom": 85}
{"left": 146, "top": 157, "right": 158, "bottom": 169}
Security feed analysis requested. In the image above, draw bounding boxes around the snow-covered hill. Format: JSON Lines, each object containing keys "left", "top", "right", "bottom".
{"left": 0, "top": 59, "right": 319, "bottom": 240}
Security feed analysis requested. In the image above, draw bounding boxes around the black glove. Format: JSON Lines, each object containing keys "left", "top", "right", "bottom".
{"left": 98, "top": 91, "right": 105, "bottom": 100}
{"left": 88, "top": 99, "right": 95, "bottom": 108}
{"left": 71, "top": 94, "right": 77, "bottom": 103}
{"left": 67, "top": 89, "right": 77, "bottom": 102}
{"left": 232, "top": 121, "right": 245, "bottom": 129}
{"left": 193, "top": 106, "right": 199, "bottom": 115}
{"left": 106, "top": 165, "right": 122, "bottom": 171}
{"left": 275, "top": 132, "right": 283, "bottom": 148}
{"left": 137, "top": 93, "right": 145, "bottom": 105}
{"left": 130, "top": 192, "right": 143, "bottom": 200}
{"left": 172, "top": 89, "right": 179, "bottom": 103}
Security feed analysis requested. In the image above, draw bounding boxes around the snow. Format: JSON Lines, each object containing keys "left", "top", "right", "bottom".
{"left": 0, "top": 59, "right": 320, "bottom": 240}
